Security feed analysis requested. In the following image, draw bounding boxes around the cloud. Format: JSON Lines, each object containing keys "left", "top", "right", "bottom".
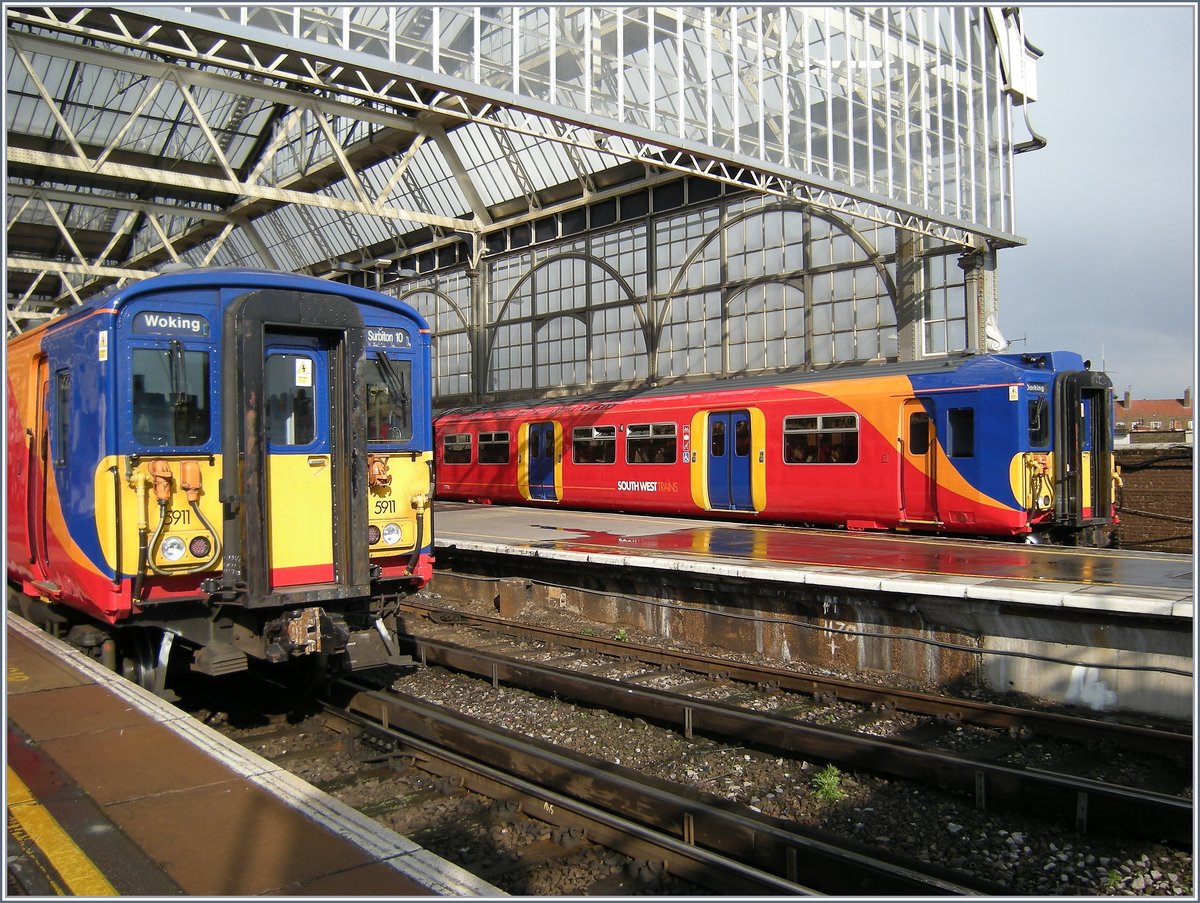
{"left": 1000, "top": 6, "right": 1196, "bottom": 399}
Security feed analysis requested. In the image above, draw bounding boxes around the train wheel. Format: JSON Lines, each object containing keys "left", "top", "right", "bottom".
{"left": 119, "top": 628, "right": 177, "bottom": 699}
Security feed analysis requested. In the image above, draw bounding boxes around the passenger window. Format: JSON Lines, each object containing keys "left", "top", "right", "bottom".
{"left": 626, "top": 422, "right": 677, "bottom": 464}
{"left": 442, "top": 433, "right": 472, "bottom": 464}
{"left": 132, "top": 346, "right": 211, "bottom": 448}
{"left": 1028, "top": 397, "right": 1050, "bottom": 447}
{"left": 948, "top": 408, "right": 974, "bottom": 458}
{"left": 783, "top": 413, "right": 859, "bottom": 464}
{"left": 909, "top": 411, "right": 931, "bottom": 455}
{"left": 478, "top": 431, "right": 510, "bottom": 464}
{"left": 365, "top": 353, "right": 413, "bottom": 442}
{"left": 573, "top": 425, "right": 616, "bottom": 464}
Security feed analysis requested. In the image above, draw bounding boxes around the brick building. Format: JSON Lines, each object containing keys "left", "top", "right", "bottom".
{"left": 1109, "top": 388, "right": 1193, "bottom": 553}
{"left": 1113, "top": 388, "right": 1193, "bottom": 444}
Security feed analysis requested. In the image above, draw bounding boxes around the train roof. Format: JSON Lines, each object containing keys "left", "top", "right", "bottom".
{"left": 436, "top": 351, "right": 1094, "bottom": 419}
{"left": 11, "top": 266, "right": 428, "bottom": 341}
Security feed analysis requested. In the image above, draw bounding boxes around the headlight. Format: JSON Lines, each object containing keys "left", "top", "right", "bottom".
{"left": 367, "top": 525, "right": 381, "bottom": 545}
{"left": 161, "top": 536, "right": 186, "bottom": 562}
{"left": 189, "top": 536, "right": 211, "bottom": 558}
{"left": 382, "top": 523, "right": 402, "bottom": 545}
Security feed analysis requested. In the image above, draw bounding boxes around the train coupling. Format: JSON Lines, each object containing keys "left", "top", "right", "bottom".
{"left": 263, "top": 607, "right": 351, "bottom": 663}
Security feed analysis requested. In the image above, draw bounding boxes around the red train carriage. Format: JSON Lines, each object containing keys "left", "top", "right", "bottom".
{"left": 435, "top": 352, "right": 1116, "bottom": 547}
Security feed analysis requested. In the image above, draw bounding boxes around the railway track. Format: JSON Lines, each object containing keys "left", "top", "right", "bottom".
{"left": 389, "top": 597, "right": 1192, "bottom": 845}
{"left": 191, "top": 673, "right": 992, "bottom": 894}
{"left": 185, "top": 634, "right": 1191, "bottom": 895}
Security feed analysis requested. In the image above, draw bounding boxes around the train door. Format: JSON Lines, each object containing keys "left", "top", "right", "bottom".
{"left": 707, "top": 410, "right": 753, "bottom": 511}
{"left": 900, "top": 400, "right": 938, "bottom": 525}
{"left": 528, "top": 421, "right": 557, "bottom": 501}
{"left": 1055, "top": 371, "right": 1114, "bottom": 532}
{"left": 221, "top": 290, "right": 370, "bottom": 607}
{"left": 263, "top": 340, "right": 333, "bottom": 588}
{"left": 26, "top": 356, "right": 52, "bottom": 582}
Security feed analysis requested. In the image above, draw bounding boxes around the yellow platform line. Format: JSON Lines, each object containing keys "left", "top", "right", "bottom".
{"left": 6, "top": 766, "right": 118, "bottom": 896}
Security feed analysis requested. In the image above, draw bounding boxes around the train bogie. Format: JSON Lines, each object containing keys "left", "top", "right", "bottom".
{"left": 435, "top": 352, "right": 1116, "bottom": 546}
{"left": 6, "top": 268, "right": 435, "bottom": 693}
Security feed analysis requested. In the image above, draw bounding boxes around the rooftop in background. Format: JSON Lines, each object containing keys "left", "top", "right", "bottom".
{"left": 1113, "top": 388, "right": 1193, "bottom": 441}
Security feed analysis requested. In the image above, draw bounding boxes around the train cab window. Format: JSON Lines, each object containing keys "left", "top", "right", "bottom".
{"left": 131, "top": 346, "right": 211, "bottom": 448}
{"left": 264, "top": 353, "right": 316, "bottom": 446}
{"left": 573, "top": 425, "right": 616, "bottom": 464}
{"left": 443, "top": 433, "right": 472, "bottom": 464}
{"left": 783, "top": 414, "right": 859, "bottom": 464}
{"left": 478, "top": 431, "right": 510, "bottom": 464}
{"left": 948, "top": 408, "right": 975, "bottom": 458}
{"left": 627, "top": 423, "right": 677, "bottom": 464}
{"left": 908, "top": 411, "right": 931, "bottom": 455}
{"left": 365, "top": 353, "right": 413, "bottom": 442}
{"left": 1028, "top": 397, "right": 1050, "bottom": 448}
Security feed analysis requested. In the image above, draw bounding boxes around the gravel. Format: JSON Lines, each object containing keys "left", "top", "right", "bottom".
{"left": 396, "top": 590, "right": 1193, "bottom": 896}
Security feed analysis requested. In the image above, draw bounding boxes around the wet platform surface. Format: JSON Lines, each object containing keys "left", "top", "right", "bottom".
{"left": 5, "top": 615, "right": 502, "bottom": 897}
{"left": 434, "top": 502, "right": 1193, "bottom": 619}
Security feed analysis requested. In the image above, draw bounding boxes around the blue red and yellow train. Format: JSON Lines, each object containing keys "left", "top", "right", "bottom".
{"left": 435, "top": 352, "right": 1117, "bottom": 547}
{"left": 6, "top": 267, "right": 434, "bottom": 693}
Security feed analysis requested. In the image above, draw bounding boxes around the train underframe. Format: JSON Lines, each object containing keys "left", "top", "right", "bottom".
{"left": 7, "top": 583, "right": 415, "bottom": 699}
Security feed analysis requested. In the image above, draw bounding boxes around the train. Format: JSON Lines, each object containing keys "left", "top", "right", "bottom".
{"left": 434, "top": 352, "right": 1117, "bottom": 547}
{"left": 6, "top": 267, "right": 434, "bottom": 694}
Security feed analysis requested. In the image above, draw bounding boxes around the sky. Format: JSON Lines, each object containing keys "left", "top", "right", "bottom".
{"left": 998, "top": 5, "right": 1196, "bottom": 401}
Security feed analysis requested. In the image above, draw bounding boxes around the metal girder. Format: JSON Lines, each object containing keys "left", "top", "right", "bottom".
{"left": 7, "top": 6, "right": 1005, "bottom": 248}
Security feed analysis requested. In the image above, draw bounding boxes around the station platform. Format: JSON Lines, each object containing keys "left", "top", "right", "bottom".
{"left": 5, "top": 615, "right": 502, "bottom": 897}
{"left": 433, "top": 502, "right": 1193, "bottom": 721}
{"left": 434, "top": 502, "right": 1194, "bottom": 619}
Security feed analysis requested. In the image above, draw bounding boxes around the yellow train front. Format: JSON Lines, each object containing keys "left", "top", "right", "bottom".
{"left": 6, "top": 268, "right": 434, "bottom": 693}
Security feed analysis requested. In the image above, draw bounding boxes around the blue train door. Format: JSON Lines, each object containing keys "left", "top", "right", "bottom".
{"left": 528, "top": 421, "right": 557, "bottom": 501}
{"left": 707, "top": 410, "right": 753, "bottom": 511}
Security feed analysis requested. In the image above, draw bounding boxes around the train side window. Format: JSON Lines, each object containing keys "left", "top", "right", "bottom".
{"left": 1028, "top": 397, "right": 1050, "bottom": 447}
{"left": 627, "top": 422, "right": 677, "bottom": 464}
{"left": 573, "top": 425, "right": 616, "bottom": 464}
{"left": 365, "top": 353, "right": 413, "bottom": 442}
{"left": 948, "top": 408, "right": 974, "bottom": 457}
{"left": 478, "top": 431, "right": 510, "bottom": 464}
{"left": 54, "top": 369, "right": 70, "bottom": 466}
{"left": 443, "top": 433, "right": 472, "bottom": 464}
{"left": 909, "top": 411, "right": 931, "bottom": 455}
{"left": 132, "top": 347, "right": 211, "bottom": 448}
{"left": 783, "top": 414, "right": 858, "bottom": 464}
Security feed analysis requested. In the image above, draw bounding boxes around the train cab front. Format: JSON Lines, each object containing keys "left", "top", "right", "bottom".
{"left": 1021, "top": 361, "right": 1116, "bottom": 547}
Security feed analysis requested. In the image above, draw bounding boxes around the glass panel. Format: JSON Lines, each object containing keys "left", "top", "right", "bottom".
{"left": 365, "top": 354, "right": 413, "bottom": 442}
{"left": 909, "top": 411, "right": 930, "bottom": 455}
{"left": 263, "top": 353, "right": 315, "bottom": 447}
{"left": 628, "top": 422, "right": 677, "bottom": 463}
{"left": 442, "top": 433, "right": 472, "bottom": 464}
{"left": 132, "top": 347, "right": 211, "bottom": 448}
{"left": 1028, "top": 398, "right": 1050, "bottom": 448}
{"left": 478, "top": 431, "right": 510, "bottom": 464}
{"left": 949, "top": 408, "right": 974, "bottom": 457}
